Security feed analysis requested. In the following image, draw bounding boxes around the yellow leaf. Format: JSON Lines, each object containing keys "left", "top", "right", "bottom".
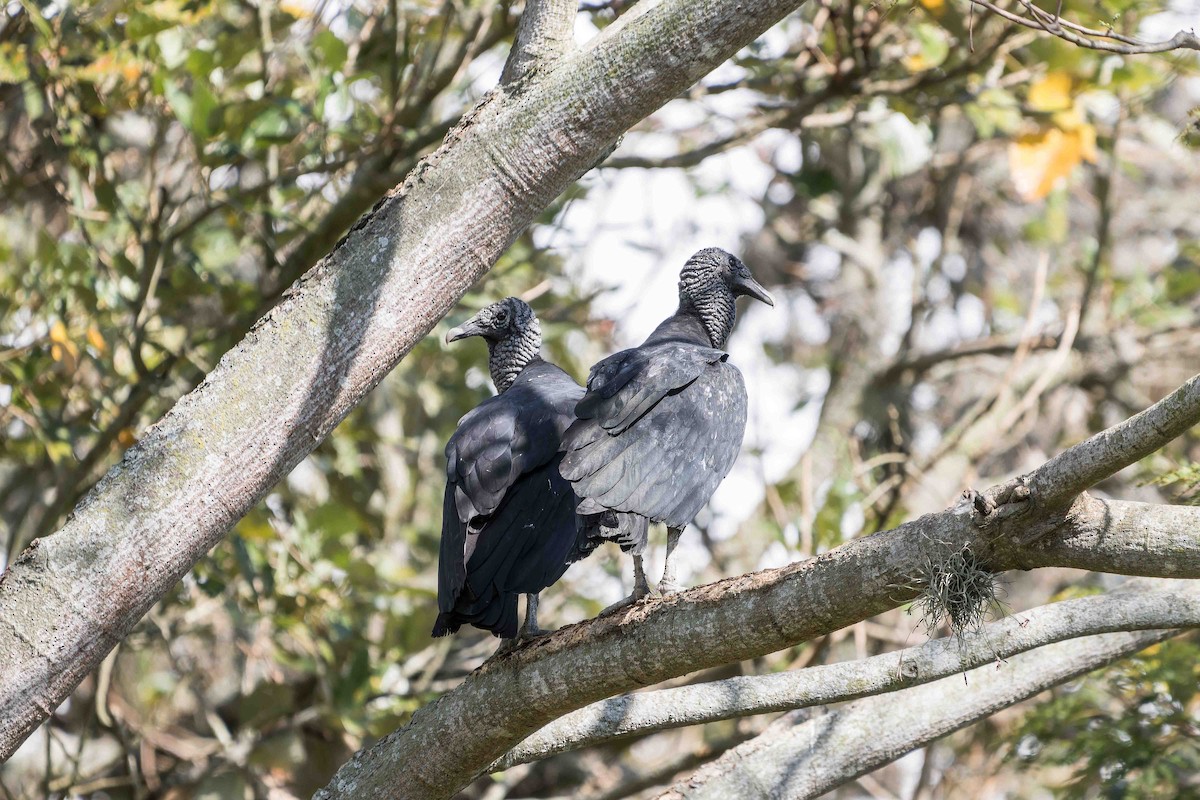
{"left": 1028, "top": 72, "right": 1073, "bottom": 112}
{"left": 118, "top": 428, "right": 137, "bottom": 448}
{"left": 49, "top": 320, "right": 79, "bottom": 366}
{"left": 903, "top": 53, "right": 932, "bottom": 72}
{"left": 49, "top": 320, "right": 70, "bottom": 345}
{"left": 86, "top": 325, "right": 108, "bottom": 354}
{"left": 73, "top": 52, "right": 139, "bottom": 84}
{"left": 46, "top": 440, "right": 74, "bottom": 465}
{"left": 279, "top": 0, "right": 312, "bottom": 18}
{"left": 1047, "top": 109, "right": 1099, "bottom": 163}
{"left": 1009, "top": 123, "right": 1097, "bottom": 201}
{"left": 1051, "top": 106, "right": 1085, "bottom": 130}
{"left": 1077, "top": 122, "right": 1098, "bottom": 163}
{"left": 918, "top": 0, "right": 945, "bottom": 10}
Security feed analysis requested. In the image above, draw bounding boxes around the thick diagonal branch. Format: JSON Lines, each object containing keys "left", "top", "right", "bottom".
{"left": 494, "top": 579, "right": 1200, "bottom": 769}
{"left": 658, "top": 627, "right": 1180, "bottom": 799}
{"left": 316, "top": 373, "right": 1200, "bottom": 799}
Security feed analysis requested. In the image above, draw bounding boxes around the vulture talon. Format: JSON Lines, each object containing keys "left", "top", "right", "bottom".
{"left": 657, "top": 580, "right": 683, "bottom": 597}
{"left": 494, "top": 637, "right": 523, "bottom": 657}
{"left": 600, "top": 595, "right": 640, "bottom": 616}
{"left": 601, "top": 558, "right": 654, "bottom": 615}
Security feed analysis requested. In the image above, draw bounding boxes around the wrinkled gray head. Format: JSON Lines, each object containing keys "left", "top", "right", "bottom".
{"left": 678, "top": 248, "right": 773, "bottom": 348}
{"left": 445, "top": 297, "right": 541, "bottom": 392}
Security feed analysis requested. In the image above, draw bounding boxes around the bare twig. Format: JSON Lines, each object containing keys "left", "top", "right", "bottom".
{"left": 879, "top": 333, "right": 1058, "bottom": 383}
{"left": 970, "top": 0, "right": 1199, "bottom": 54}
{"left": 1029, "top": 372, "right": 1200, "bottom": 508}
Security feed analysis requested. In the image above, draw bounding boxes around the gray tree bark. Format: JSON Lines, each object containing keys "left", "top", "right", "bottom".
{"left": 656, "top": 627, "right": 1179, "bottom": 799}
{"left": 312, "top": 374, "right": 1200, "bottom": 799}
{"left": 2, "top": 0, "right": 1199, "bottom": 796}
{"left": 494, "top": 578, "right": 1200, "bottom": 769}
{"left": 0, "top": 0, "right": 810, "bottom": 764}
{"left": 500, "top": 0, "right": 577, "bottom": 84}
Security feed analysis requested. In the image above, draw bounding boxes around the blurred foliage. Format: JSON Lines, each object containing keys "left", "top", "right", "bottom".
{"left": 1009, "top": 636, "right": 1200, "bottom": 798}
{"left": 1145, "top": 461, "right": 1200, "bottom": 504}
{"left": 0, "top": 0, "right": 1198, "bottom": 798}
{"left": 0, "top": 1, "right": 611, "bottom": 796}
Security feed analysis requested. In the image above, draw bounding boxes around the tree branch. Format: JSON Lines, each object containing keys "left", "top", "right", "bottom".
{"left": 969, "top": 0, "right": 1200, "bottom": 54}
{"left": 876, "top": 333, "right": 1058, "bottom": 384}
{"left": 1017, "top": 495, "right": 1200, "bottom": 572}
{"left": 603, "top": 108, "right": 791, "bottom": 169}
{"left": 313, "top": 373, "right": 1200, "bottom": 799}
{"left": 500, "top": 0, "right": 577, "bottom": 85}
{"left": 1025, "top": 373, "right": 1200, "bottom": 509}
{"left": 493, "top": 579, "right": 1200, "bottom": 769}
{"left": 657, "top": 626, "right": 1181, "bottom": 799}
{"left": 0, "top": 0, "right": 812, "bottom": 766}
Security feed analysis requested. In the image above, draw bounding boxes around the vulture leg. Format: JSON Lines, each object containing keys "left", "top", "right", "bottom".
{"left": 601, "top": 554, "right": 653, "bottom": 614}
{"left": 632, "top": 554, "right": 652, "bottom": 600}
{"left": 658, "top": 527, "right": 684, "bottom": 595}
{"left": 492, "top": 594, "right": 549, "bottom": 657}
{"left": 520, "top": 593, "right": 547, "bottom": 638}
{"left": 494, "top": 594, "right": 548, "bottom": 656}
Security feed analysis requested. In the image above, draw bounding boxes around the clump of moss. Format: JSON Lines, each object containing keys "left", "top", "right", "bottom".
{"left": 912, "top": 542, "right": 1004, "bottom": 639}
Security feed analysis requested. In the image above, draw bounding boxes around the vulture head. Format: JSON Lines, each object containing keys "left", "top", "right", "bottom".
{"left": 446, "top": 297, "right": 542, "bottom": 392}
{"left": 681, "top": 248, "right": 774, "bottom": 308}
{"left": 445, "top": 297, "right": 538, "bottom": 344}
{"left": 679, "top": 248, "right": 773, "bottom": 348}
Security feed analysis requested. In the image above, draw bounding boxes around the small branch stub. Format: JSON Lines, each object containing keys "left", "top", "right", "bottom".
{"left": 501, "top": 0, "right": 577, "bottom": 85}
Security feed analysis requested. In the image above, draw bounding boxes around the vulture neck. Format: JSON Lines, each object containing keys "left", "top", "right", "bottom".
{"left": 488, "top": 327, "right": 542, "bottom": 393}
{"left": 646, "top": 299, "right": 734, "bottom": 350}
{"left": 672, "top": 288, "right": 736, "bottom": 349}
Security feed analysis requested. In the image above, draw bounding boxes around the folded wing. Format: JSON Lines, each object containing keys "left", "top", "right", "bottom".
{"left": 435, "top": 365, "right": 588, "bottom": 637}
{"left": 561, "top": 341, "right": 748, "bottom": 530}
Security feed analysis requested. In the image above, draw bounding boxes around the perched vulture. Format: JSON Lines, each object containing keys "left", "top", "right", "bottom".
{"left": 434, "top": 297, "right": 644, "bottom": 642}
{"left": 560, "top": 248, "right": 773, "bottom": 603}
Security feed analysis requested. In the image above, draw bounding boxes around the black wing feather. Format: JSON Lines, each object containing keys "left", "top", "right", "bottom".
{"left": 562, "top": 343, "right": 748, "bottom": 530}
{"left": 572, "top": 343, "right": 727, "bottom": 434}
{"left": 436, "top": 361, "right": 605, "bottom": 638}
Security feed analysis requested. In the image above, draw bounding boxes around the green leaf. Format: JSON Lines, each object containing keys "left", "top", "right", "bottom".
{"left": 190, "top": 78, "right": 220, "bottom": 138}
{"left": 965, "top": 88, "right": 1022, "bottom": 139}
{"left": 165, "top": 77, "right": 220, "bottom": 138}
{"left": 910, "top": 23, "right": 950, "bottom": 71}
{"left": 333, "top": 646, "right": 371, "bottom": 708}
{"left": 247, "top": 104, "right": 299, "bottom": 145}
{"left": 314, "top": 30, "right": 348, "bottom": 72}
{"left": 0, "top": 44, "right": 29, "bottom": 83}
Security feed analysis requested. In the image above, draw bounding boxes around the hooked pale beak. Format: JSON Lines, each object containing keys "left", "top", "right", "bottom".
{"left": 445, "top": 317, "right": 486, "bottom": 344}
{"left": 732, "top": 272, "right": 774, "bottom": 307}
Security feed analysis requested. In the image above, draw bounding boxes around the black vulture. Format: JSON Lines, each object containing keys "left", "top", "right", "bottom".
{"left": 560, "top": 248, "right": 773, "bottom": 604}
{"left": 434, "top": 298, "right": 645, "bottom": 643}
